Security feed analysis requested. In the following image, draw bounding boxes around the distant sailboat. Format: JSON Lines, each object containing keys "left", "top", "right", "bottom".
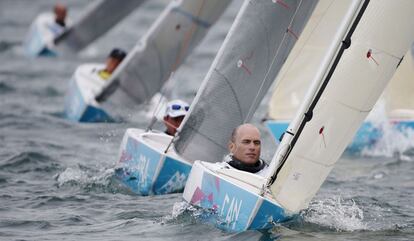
{"left": 347, "top": 44, "right": 414, "bottom": 152}
{"left": 23, "top": 0, "right": 145, "bottom": 57}
{"left": 64, "top": 0, "right": 232, "bottom": 123}
{"left": 182, "top": 0, "right": 414, "bottom": 232}
{"left": 266, "top": 36, "right": 414, "bottom": 152}
{"left": 111, "top": 0, "right": 233, "bottom": 195}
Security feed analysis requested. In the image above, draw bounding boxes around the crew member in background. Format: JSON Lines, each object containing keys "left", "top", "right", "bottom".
{"left": 98, "top": 48, "right": 127, "bottom": 80}
{"left": 163, "top": 99, "right": 189, "bottom": 136}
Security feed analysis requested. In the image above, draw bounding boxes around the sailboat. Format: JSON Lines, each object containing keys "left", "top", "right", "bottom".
{"left": 23, "top": 0, "right": 145, "bottom": 57}
{"left": 266, "top": 40, "right": 414, "bottom": 152}
{"left": 112, "top": 0, "right": 233, "bottom": 195}
{"left": 169, "top": 0, "right": 317, "bottom": 231}
{"left": 64, "top": 0, "right": 232, "bottom": 123}
{"left": 182, "top": 0, "right": 414, "bottom": 232}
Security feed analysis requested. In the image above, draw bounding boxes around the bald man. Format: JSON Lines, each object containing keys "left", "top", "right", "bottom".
{"left": 54, "top": 3, "right": 67, "bottom": 27}
{"left": 225, "top": 123, "right": 268, "bottom": 175}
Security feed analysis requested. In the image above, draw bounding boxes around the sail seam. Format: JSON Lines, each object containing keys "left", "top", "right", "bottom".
{"left": 245, "top": 0, "right": 304, "bottom": 121}
{"left": 270, "top": 0, "right": 371, "bottom": 185}
{"left": 215, "top": 68, "right": 244, "bottom": 121}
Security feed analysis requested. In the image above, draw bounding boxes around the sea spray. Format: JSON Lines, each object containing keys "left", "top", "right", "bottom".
{"left": 303, "top": 196, "right": 367, "bottom": 232}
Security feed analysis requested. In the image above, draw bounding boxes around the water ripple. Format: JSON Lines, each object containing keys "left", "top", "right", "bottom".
{"left": 0, "top": 151, "right": 60, "bottom": 174}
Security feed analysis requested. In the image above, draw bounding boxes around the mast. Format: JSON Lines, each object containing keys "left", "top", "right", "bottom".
{"left": 94, "top": 0, "right": 232, "bottom": 105}
{"left": 265, "top": 0, "right": 414, "bottom": 213}
{"left": 174, "top": 0, "right": 318, "bottom": 163}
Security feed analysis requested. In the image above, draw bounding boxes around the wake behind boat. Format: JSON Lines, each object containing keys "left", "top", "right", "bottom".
{"left": 182, "top": 0, "right": 414, "bottom": 232}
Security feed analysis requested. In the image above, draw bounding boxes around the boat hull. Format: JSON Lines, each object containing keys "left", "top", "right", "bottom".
{"left": 183, "top": 161, "right": 291, "bottom": 232}
{"left": 64, "top": 64, "right": 114, "bottom": 123}
{"left": 23, "top": 13, "right": 59, "bottom": 57}
{"left": 115, "top": 129, "right": 192, "bottom": 195}
{"left": 266, "top": 120, "right": 414, "bottom": 152}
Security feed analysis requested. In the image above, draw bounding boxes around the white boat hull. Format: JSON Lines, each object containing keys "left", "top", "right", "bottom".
{"left": 183, "top": 161, "right": 292, "bottom": 232}
{"left": 115, "top": 129, "right": 192, "bottom": 195}
{"left": 64, "top": 63, "right": 114, "bottom": 122}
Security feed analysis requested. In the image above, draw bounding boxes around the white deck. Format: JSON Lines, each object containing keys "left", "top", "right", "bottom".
{"left": 126, "top": 128, "right": 191, "bottom": 165}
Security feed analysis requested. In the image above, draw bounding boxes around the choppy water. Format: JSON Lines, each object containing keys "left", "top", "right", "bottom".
{"left": 1, "top": 1, "right": 413, "bottom": 240}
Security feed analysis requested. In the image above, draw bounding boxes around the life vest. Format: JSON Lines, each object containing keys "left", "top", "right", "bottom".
{"left": 98, "top": 70, "right": 111, "bottom": 80}
{"left": 227, "top": 156, "right": 267, "bottom": 174}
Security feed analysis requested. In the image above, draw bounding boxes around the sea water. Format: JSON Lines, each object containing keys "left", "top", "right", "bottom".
{"left": 0, "top": 0, "right": 413, "bottom": 240}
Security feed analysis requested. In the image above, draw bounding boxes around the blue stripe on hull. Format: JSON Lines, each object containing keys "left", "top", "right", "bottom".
{"left": 249, "top": 198, "right": 290, "bottom": 230}
{"left": 64, "top": 77, "right": 113, "bottom": 123}
{"left": 153, "top": 156, "right": 191, "bottom": 194}
{"left": 115, "top": 134, "right": 191, "bottom": 195}
{"left": 79, "top": 105, "right": 114, "bottom": 123}
{"left": 190, "top": 170, "right": 289, "bottom": 232}
{"left": 266, "top": 120, "right": 414, "bottom": 152}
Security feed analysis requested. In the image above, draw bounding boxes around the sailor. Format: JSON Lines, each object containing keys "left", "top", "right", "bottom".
{"left": 98, "top": 48, "right": 127, "bottom": 80}
{"left": 54, "top": 3, "right": 67, "bottom": 28}
{"left": 224, "top": 123, "right": 268, "bottom": 176}
{"left": 163, "top": 99, "right": 189, "bottom": 136}
{"left": 46, "top": 3, "right": 68, "bottom": 37}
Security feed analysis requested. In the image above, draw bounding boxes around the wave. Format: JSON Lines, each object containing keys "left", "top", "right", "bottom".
{"left": 0, "top": 82, "right": 15, "bottom": 94}
{"left": 54, "top": 167, "right": 132, "bottom": 194}
{"left": 0, "top": 151, "right": 59, "bottom": 174}
{"left": 0, "top": 40, "right": 20, "bottom": 53}
{"left": 287, "top": 196, "right": 368, "bottom": 232}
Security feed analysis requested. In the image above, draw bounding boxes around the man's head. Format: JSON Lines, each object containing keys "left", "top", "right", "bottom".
{"left": 54, "top": 3, "right": 67, "bottom": 25}
{"left": 163, "top": 99, "right": 189, "bottom": 136}
{"left": 105, "top": 48, "right": 127, "bottom": 74}
{"left": 228, "top": 123, "right": 261, "bottom": 165}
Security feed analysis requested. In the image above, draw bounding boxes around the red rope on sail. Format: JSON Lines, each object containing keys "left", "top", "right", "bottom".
{"left": 237, "top": 51, "right": 254, "bottom": 75}
{"left": 287, "top": 27, "right": 299, "bottom": 40}
{"left": 319, "top": 126, "right": 327, "bottom": 148}
{"left": 274, "top": 0, "right": 290, "bottom": 9}
{"left": 366, "top": 49, "right": 379, "bottom": 65}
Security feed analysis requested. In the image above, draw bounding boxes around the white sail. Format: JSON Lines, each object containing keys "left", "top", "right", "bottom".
{"left": 174, "top": 0, "right": 318, "bottom": 163}
{"left": 55, "top": 0, "right": 146, "bottom": 52}
{"left": 269, "top": 0, "right": 351, "bottom": 121}
{"left": 266, "top": 0, "right": 414, "bottom": 213}
{"left": 95, "top": 0, "right": 232, "bottom": 105}
{"left": 384, "top": 44, "right": 414, "bottom": 119}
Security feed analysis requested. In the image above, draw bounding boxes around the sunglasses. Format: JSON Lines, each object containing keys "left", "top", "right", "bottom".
{"left": 171, "top": 104, "right": 189, "bottom": 111}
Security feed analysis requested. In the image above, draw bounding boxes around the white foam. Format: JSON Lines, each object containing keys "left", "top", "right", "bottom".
{"left": 361, "top": 100, "right": 414, "bottom": 159}
{"left": 303, "top": 196, "right": 367, "bottom": 232}
{"left": 54, "top": 167, "right": 115, "bottom": 188}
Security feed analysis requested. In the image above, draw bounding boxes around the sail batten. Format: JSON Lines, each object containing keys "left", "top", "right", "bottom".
{"left": 96, "top": 0, "right": 232, "bottom": 106}
{"left": 175, "top": 0, "right": 318, "bottom": 163}
{"left": 266, "top": 0, "right": 414, "bottom": 213}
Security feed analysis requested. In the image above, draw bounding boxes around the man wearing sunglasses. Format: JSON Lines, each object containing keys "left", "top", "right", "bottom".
{"left": 223, "top": 123, "right": 268, "bottom": 176}
{"left": 163, "top": 99, "right": 190, "bottom": 136}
